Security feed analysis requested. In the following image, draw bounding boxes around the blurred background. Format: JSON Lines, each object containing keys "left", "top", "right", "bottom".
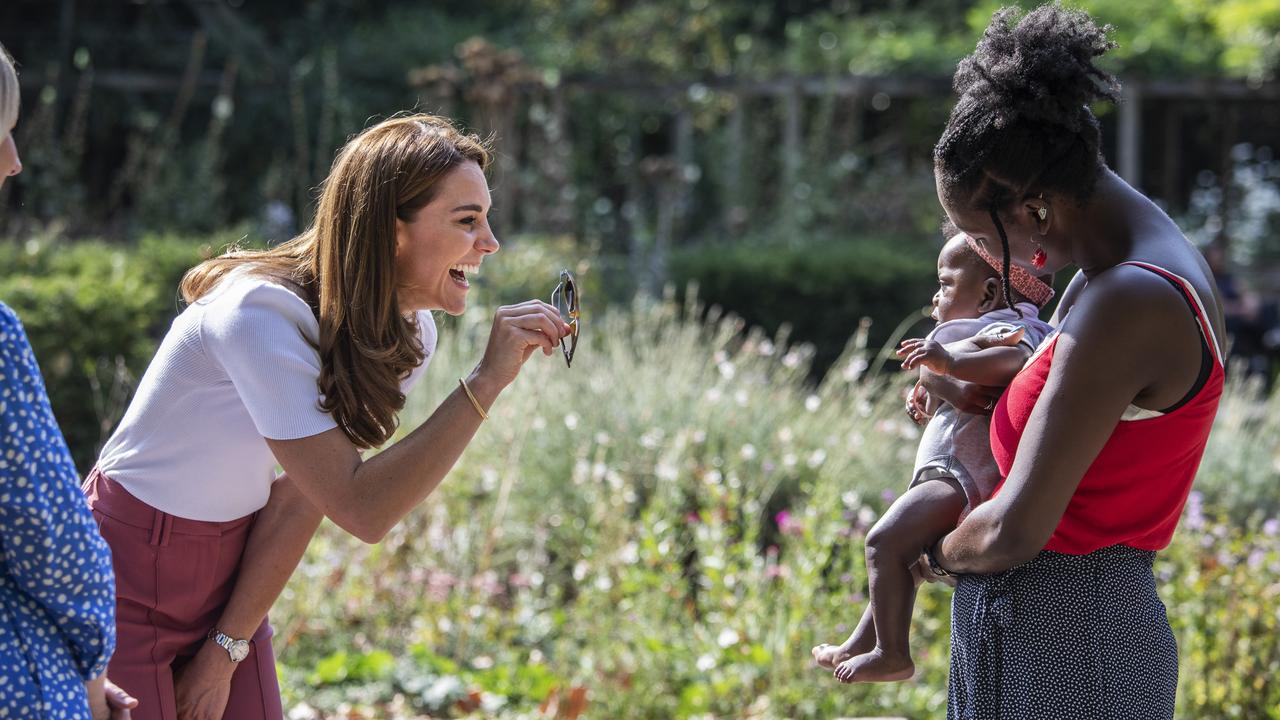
{"left": 2, "top": 2, "right": 1280, "bottom": 718}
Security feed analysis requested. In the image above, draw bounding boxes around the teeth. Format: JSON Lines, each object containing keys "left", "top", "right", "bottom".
{"left": 449, "top": 263, "right": 480, "bottom": 275}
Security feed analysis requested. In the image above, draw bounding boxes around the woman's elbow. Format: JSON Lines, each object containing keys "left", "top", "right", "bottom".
{"left": 328, "top": 506, "right": 391, "bottom": 544}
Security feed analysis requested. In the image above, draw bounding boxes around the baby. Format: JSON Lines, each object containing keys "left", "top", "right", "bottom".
{"left": 812, "top": 231, "right": 1055, "bottom": 683}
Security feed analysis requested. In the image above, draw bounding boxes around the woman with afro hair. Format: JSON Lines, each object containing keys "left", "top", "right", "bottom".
{"left": 919, "top": 4, "right": 1226, "bottom": 718}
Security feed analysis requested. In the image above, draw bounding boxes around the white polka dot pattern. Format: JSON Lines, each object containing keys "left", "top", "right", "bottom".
{"left": 0, "top": 302, "right": 116, "bottom": 717}
{"left": 948, "top": 545, "right": 1179, "bottom": 719}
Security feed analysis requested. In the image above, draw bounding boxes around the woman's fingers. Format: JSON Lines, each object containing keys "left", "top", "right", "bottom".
{"left": 506, "top": 309, "right": 568, "bottom": 343}
{"left": 501, "top": 300, "right": 571, "bottom": 327}
{"left": 506, "top": 325, "right": 557, "bottom": 355}
{"left": 105, "top": 682, "right": 138, "bottom": 710}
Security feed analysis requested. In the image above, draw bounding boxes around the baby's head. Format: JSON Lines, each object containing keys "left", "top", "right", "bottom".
{"left": 931, "top": 229, "right": 1054, "bottom": 323}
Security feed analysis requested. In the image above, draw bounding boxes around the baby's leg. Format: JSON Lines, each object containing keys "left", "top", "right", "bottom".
{"left": 835, "top": 476, "right": 966, "bottom": 683}
{"left": 812, "top": 603, "right": 875, "bottom": 670}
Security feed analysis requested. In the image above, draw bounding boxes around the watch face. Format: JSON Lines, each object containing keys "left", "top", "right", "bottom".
{"left": 230, "top": 640, "right": 250, "bottom": 663}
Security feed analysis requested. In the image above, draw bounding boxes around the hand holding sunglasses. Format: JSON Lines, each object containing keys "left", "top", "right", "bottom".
{"left": 551, "top": 269, "right": 581, "bottom": 368}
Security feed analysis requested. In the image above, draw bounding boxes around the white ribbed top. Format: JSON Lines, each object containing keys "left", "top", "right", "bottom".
{"left": 97, "top": 272, "right": 436, "bottom": 521}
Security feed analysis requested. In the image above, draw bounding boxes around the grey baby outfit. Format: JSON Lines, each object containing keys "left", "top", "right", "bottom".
{"left": 910, "top": 302, "right": 1054, "bottom": 518}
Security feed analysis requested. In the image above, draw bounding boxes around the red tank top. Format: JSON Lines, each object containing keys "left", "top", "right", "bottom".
{"left": 989, "top": 262, "right": 1225, "bottom": 555}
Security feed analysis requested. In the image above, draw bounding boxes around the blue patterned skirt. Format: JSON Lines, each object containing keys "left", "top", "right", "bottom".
{"left": 948, "top": 545, "right": 1178, "bottom": 720}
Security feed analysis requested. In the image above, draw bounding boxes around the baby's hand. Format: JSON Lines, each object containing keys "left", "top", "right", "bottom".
{"left": 898, "top": 338, "right": 955, "bottom": 376}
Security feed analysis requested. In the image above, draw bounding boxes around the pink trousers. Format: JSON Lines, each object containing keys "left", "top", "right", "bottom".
{"left": 84, "top": 468, "right": 284, "bottom": 720}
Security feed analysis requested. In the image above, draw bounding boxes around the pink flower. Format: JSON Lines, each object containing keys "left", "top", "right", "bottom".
{"left": 775, "top": 509, "right": 803, "bottom": 535}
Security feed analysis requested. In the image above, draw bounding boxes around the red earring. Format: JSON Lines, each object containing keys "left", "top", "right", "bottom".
{"left": 1032, "top": 248, "right": 1047, "bottom": 269}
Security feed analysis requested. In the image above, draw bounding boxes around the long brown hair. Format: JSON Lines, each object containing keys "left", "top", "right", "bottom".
{"left": 181, "top": 114, "right": 491, "bottom": 449}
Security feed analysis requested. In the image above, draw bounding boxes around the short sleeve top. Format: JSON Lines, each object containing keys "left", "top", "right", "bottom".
{"left": 97, "top": 273, "right": 437, "bottom": 521}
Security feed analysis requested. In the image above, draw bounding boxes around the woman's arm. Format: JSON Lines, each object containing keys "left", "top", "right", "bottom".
{"left": 0, "top": 305, "right": 116, "bottom": 683}
{"left": 266, "top": 366, "right": 493, "bottom": 543}
{"left": 173, "top": 476, "right": 321, "bottom": 719}
{"left": 932, "top": 269, "right": 1181, "bottom": 573}
{"left": 265, "top": 298, "right": 565, "bottom": 543}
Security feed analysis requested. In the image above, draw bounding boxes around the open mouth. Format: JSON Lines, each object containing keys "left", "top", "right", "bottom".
{"left": 449, "top": 263, "right": 479, "bottom": 288}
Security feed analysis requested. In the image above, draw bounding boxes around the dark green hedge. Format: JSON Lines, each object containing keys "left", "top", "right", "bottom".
{"left": 0, "top": 236, "right": 206, "bottom": 472}
{"left": 1, "top": 232, "right": 941, "bottom": 469}
{"left": 671, "top": 234, "right": 939, "bottom": 376}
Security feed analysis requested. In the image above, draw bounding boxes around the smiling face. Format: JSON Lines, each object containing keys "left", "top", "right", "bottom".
{"left": 394, "top": 160, "right": 498, "bottom": 315}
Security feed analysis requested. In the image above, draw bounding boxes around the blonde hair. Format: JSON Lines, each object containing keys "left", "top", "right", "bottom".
{"left": 181, "top": 114, "right": 492, "bottom": 449}
{"left": 0, "top": 43, "right": 19, "bottom": 131}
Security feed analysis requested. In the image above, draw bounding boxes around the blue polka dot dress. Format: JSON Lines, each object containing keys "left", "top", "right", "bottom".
{"left": 0, "top": 302, "right": 116, "bottom": 718}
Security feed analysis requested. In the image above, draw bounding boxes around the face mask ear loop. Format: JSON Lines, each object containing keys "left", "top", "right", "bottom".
{"left": 988, "top": 204, "right": 1023, "bottom": 319}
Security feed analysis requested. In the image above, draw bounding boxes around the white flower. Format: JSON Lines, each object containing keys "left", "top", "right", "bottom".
{"left": 619, "top": 542, "right": 639, "bottom": 564}
{"left": 857, "top": 507, "right": 877, "bottom": 527}
{"left": 740, "top": 444, "right": 757, "bottom": 460}
{"left": 734, "top": 389, "right": 749, "bottom": 406}
{"left": 777, "top": 426, "right": 794, "bottom": 443}
{"left": 805, "top": 395, "right": 821, "bottom": 412}
{"left": 718, "top": 361, "right": 736, "bottom": 380}
{"left": 717, "top": 629, "right": 740, "bottom": 647}
{"left": 843, "top": 357, "right": 869, "bottom": 382}
{"left": 564, "top": 413, "right": 579, "bottom": 430}
{"left": 696, "top": 654, "right": 717, "bottom": 672}
{"left": 808, "top": 449, "right": 827, "bottom": 468}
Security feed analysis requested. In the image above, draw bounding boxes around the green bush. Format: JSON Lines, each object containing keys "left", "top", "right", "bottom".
{"left": 0, "top": 233, "right": 215, "bottom": 471}
{"left": 672, "top": 234, "right": 939, "bottom": 377}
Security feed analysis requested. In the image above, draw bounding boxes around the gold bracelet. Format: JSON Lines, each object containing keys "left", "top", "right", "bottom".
{"left": 458, "top": 378, "right": 488, "bottom": 421}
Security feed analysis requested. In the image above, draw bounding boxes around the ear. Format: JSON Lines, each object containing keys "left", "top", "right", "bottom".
{"left": 978, "top": 277, "right": 1002, "bottom": 313}
{"left": 1026, "top": 195, "right": 1051, "bottom": 235}
{"left": 394, "top": 217, "right": 409, "bottom": 260}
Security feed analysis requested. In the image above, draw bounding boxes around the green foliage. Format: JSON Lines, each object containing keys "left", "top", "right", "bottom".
{"left": 273, "top": 294, "right": 1280, "bottom": 719}
{"left": 0, "top": 233, "right": 221, "bottom": 470}
{"left": 672, "top": 234, "right": 939, "bottom": 375}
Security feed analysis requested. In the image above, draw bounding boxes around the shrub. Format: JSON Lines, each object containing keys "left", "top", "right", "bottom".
{"left": 0, "top": 233, "right": 217, "bottom": 470}
{"left": 671, "top": 234, "right": 939, "bottom": 377}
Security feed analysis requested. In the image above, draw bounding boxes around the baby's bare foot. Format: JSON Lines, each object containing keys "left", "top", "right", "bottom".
{"left": 811, "top": 643, "right": 853, "bottom": 670}
{"left": 833, "top": 648, "right": 914, "bottom": 683}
